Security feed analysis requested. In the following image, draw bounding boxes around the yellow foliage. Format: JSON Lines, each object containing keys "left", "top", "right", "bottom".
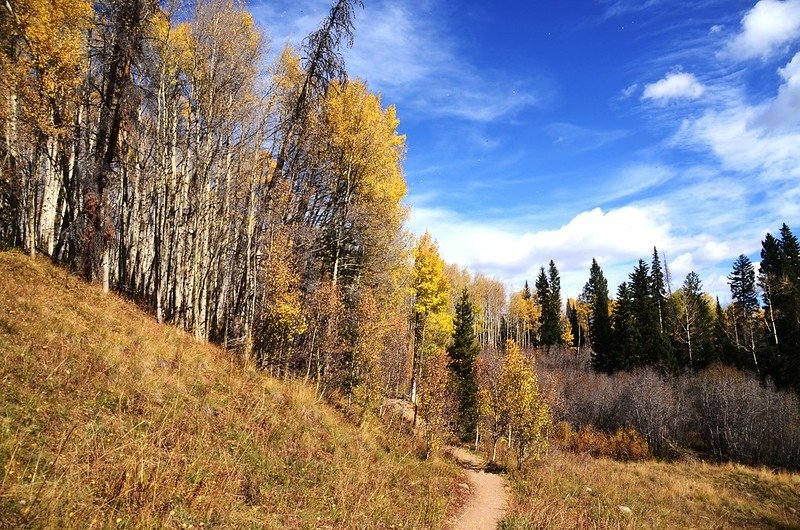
{"left": 1, "top": 0, "right": 92, "bottom": 134}
{"left": 500, "top": 340, "right": 551, "bottom": 468}
{"left": 560, "top": 315, "right": 574, "bottom": 345}
{"left": 412, "top": 232, "right": 454, "bottom": 353}
{"left": 412, "top": 233, "right": 450, "bottom": 316}
{"left": 418, "top": 348, "right": 452, "bottom": 458}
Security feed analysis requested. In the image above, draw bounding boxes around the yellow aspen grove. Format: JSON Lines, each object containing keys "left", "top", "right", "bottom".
{"left": 500, "top": 340, "right": 551, "bottom": 469}
{"left": 410, "top": 232, "right": 453, "bottom": 424}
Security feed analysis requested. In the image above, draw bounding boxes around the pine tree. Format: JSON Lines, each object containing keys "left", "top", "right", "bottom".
{"left": 759, "top": 233, "right": 782, "bottom": 348}
{"left": 537, "top": 261, "right": 562, "bottom": 349}
{"left": 582, "top": 259, "right": 613, "bottom": 372}
{"left": 650, "top": 247, "right": 668, "bottom": 333}
{"left": 728, "top": 254, "right": 761, "bottom": 375}
{"left": 611, "top": 282, "right": 634, "bottom": 371}
{"left": 447, "top": 288, "right": 481, "bottom": 441}
{"left": 778, "top": 225, "right": 800, "bottom": 389}
{"left": 713, "top": 297, "right": 734, "bottom": 365}
{"left": 764, "top": 225, "right": 800, "bottom": 389}
{"left": 676, "top": 272, "right": 714, "bottom": 370}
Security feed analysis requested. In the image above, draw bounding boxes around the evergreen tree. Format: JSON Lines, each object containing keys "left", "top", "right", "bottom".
{"left": 547, "top": 260, "right": 563, "bottom": 345}
{"left": 650, "top": 247, "right": 668, "bottom": 333}
{"left": 713, "top": 297, "right": 734, "bottom": 365}
{"left": 628, "top": 259, "right": 675, "bottom": 372}
{"left": 582, "top": 259, "right": 613, "bottom": 372}
{"left": 777, "top": 225, "right": 800, "bottom": 389}
{"left": 676, "top": 272, "right": 714, "bottom": 370}
{"left": 759, "top": 233, "right": 782, "bottom": 349}
{"left": 728, "top": 254, "right": 762, "bottom": 375}
{"left": 779, "top": 223, "right": 800, "bottom": 274}
{"left": 567, "top": 300, "right": 584, "bottom": 349}
{"left": 611, "top": 282, "right": 634, "bottom": 371}
{"left": 763, "top": 225, "right": 800, "bottom": 389}
{"left": 536, "top": 266, "right": 560, "bottom": 349}
{"left": 447, "top": 288, "right": 481, "bottom": 441}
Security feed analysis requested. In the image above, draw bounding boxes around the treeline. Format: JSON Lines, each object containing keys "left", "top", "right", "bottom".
{"left": 572, "top": 225, "right": 800, "bottom": 392}
{"left": 488, "top": 226, "right": 800, "bottom": 393}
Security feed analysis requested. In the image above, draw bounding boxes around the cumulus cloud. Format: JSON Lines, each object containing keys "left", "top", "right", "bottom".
{"left": 752, "top": 52, "right": 800, "bottom": 130}
{"left": 642, "top": 72, "right": 706, "bottom": 103}
{"left": 722, "top": 0, "right": 800, "bottom": 60}
{"left": 405, "top": 199, "right": 744, "bottom": 298}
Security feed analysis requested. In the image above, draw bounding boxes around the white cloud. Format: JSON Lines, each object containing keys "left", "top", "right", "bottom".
{"left": 709, "top": 24, "right": 724, "bottom": 34}
{"left": 722, "top": 0, "right": 800, "bottom": 60}
{"left": 674, "top": 53, "right": 800, "bottom": 181}
{"left": 642, "top": 72, "right": 706, "bottom": 103}
{"left": 405, "top": 199, "right": 742, "bottom": 298}
{"left": 621, "top": 83, "right": 639, "bottom": 98}
{"left": 752, "top": 52, "right": 800, "bottom": 130}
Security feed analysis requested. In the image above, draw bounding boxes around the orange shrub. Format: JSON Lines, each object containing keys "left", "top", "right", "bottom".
{"left": 554, "top": 422, "right": 650, "bottom": 461}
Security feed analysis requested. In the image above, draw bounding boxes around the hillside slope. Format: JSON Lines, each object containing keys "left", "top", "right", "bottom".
{"left": 0, "top": 251, "right": 460, "bottom": 529}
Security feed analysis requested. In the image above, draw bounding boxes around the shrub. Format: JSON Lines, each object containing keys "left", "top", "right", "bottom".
{"left": 554, "top": 422, "right": 650, "bottom": 461}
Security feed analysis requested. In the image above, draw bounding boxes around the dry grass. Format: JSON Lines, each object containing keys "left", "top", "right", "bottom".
{"left": 0, "top": 250, "right": 461, "bottom": 529}
{"left": 500, "top": 449, "right": 800, "bottom": 529}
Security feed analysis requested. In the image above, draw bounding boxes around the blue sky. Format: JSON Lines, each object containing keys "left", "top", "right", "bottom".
{"left": 249, "top": 0, "right": 800, "bottom": 302}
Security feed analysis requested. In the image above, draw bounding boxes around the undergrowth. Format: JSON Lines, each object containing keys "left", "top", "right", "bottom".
{"left": 500, "top": 449, "right": 800, "bottom": 529}
{"left": 0, "top": 251, "right": 460, "bottom": 529}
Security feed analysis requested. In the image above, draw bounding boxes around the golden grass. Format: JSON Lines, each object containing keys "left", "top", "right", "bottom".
{"left": 0, "top": 250, "right": 461, "bottom": 529}
{"left": 500, "top": 449, "right": 800, "bottom": 529}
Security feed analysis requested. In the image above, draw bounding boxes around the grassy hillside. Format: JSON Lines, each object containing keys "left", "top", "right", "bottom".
{"left": 500, "top": 450, "right": 800, "bottom": 529}
{"left": 0, "top": 251, "right": 461, "bottom": 529}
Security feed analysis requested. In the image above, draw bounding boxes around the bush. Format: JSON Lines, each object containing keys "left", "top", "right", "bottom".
{"left": 554, "top": 422, "right": 650, "bottom": 461}
{"left": 535, "top": 349, "right": 800, "bottom": 469}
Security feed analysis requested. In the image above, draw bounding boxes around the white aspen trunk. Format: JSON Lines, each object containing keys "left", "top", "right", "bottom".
{"left": 39, "top": 136, "right": 60, "bottom": 255}
{"left": 686, "top": 309, "right": 693, "bottom": 368}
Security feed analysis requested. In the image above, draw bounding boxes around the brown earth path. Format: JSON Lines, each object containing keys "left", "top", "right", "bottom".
{"left": 383, "top": 399, "right": 508, "bottom": 529}
{"left": 447, "top": 446, "right": 508, "bottom": 530}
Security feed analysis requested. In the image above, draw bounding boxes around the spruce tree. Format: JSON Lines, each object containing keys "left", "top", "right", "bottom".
{"left": 535, "top": 267, "right": 557, "bottom": 348}
{"left": 759, "top": 233, "right": 782, "bottom": 349}
{"left": 629, "top": 259, "right": 675, "bottom": 372}
{"left": 582, "top": 259, "right": 613, "bottom": 372}
{"left": 447, "top": 288, "right": 480, "bottom": 440}
{"left": 535, "top": 261, "right": 563, "bottom": 349}
{"left": 611, "top": 282, "right": 634, "bottom": 371}
{"left": 677, "top": 272, "right": 714, "bottom": 370}
{"left": 547, "top": 260, "right": 563, "bottom": 345}
{"left": 650, "top": 247, "right": 668, "bottom": 333}
{"left": 772, "top": 225, "right": 800, "bottom": 389}
{"left": 713, "top": 297, "right": 733, "bottom": 365}
{"left": 728, "top": 254, "right": 762, "bottom": 375}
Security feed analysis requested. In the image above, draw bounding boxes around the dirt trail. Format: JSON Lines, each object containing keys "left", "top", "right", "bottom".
{"left": 382, "top": 399, "right": 508, "bottom": 529}
{"left": 448, "top": 446, "right": 507, "bottom": 530}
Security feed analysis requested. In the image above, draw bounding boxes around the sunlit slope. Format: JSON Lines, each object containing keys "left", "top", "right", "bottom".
{"left": 0, "top": 251, "right": 459, "bottom": 529}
